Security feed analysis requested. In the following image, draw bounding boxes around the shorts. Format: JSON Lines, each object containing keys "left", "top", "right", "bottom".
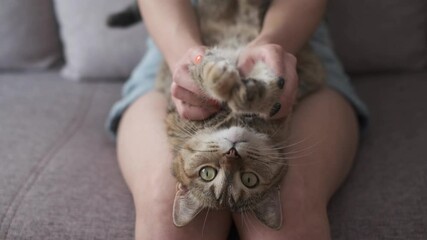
{"left": 106, "top": 23, "right": 369, "bottom": 137}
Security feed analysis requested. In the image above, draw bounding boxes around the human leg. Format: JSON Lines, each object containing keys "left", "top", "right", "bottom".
{"left": 117, "top": 91, "right": 232, "bottom": 240}
{"left": 234, "top": 87, "right": 360, "bottom": 240}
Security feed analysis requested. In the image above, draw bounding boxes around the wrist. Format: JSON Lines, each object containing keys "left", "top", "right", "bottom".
{"left": 249, "top": 31, "right": 284, "bottom": 49}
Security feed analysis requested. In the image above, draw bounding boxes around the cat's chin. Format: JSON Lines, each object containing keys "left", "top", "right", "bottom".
{"left": 211, "top": 126, "right": 268, "bottom": 147}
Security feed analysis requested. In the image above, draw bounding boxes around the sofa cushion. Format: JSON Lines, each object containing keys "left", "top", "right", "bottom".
{"left": 329, "top": 72, "right": 427, "bottom": 239}
{"left": 53, "top": 0, "right": 147, "bottom": 81}
{"left": 327, "top": 0, "right": 427, "bottom": 74}
{"left": 0, "top": 0, "right": 62, "bottom": 70}
{"left": 0, "top": 72, "right": 133, "bottom": 239}
{"left": 2, "top": 71, "right": 427, "bottom": 239}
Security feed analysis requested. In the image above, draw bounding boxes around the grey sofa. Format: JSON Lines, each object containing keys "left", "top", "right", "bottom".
{"left": 1, "top": 0, "right": 426, "bottom": 239}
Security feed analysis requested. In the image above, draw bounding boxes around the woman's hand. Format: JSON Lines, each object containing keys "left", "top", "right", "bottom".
{"left": 171, "top": 43, "right": 298, "bottom": 120}
{"left": 170, "top": 46, "right": 221, "bottom": 120}
{"left": 238, "top": 43, "right": 299, "bottom": 119}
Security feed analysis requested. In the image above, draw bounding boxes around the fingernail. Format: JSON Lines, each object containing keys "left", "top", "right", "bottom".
{"left": 193, "top": 55, "right": 203, "bottom": 65}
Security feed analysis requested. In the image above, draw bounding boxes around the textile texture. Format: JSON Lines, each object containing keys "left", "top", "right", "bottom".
{"left": 53, "top": 0, "right": 147, "bottom": 81}
{"left": 327, "top": 0, "right": 427, "bottom": 73}
{"left": 0, "top": 0, "right": 62, "bottom": 70}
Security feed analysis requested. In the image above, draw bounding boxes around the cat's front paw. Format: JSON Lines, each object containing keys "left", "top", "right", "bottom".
{"left": 228, "top": 61, "right": 285, "bottom": 118}
{"left": 228, "top": 78, "right": 266, "bottom": 112}
{"left": 202, "top": 60, "right": 240, "bottom": 101}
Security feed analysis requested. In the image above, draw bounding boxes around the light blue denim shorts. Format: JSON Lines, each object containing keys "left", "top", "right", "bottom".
{"left": 107, "top": 23, "right": 369, "bottom": 137}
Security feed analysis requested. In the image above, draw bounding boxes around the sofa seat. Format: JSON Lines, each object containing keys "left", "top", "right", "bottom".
{"left": 0, "top": 72, "right": 133, "bottom": 239}
{"left": 329, "top": 71, "right": 427, "bottom": 239}
{"left": 0, "top": 71, "right": 426, "bottom": 239}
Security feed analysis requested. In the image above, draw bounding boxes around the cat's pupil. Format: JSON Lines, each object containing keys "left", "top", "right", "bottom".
{"left": 200, "top": 167, "right": 217, "bottom": 182}
{"left": 241, "top": 172, "right": 259, "bottom": 188}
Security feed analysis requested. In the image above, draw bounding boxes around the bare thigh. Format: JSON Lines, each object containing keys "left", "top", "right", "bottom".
{"left": 117, "top": 91, "right": 232, "bottom": 240}
{"left": 233, "top": 88, "right": 359, "bottom": 240}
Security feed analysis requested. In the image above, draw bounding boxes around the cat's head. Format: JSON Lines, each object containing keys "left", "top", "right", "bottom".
{"left": 172, "top": 117, "right": 288, "bottom": 230}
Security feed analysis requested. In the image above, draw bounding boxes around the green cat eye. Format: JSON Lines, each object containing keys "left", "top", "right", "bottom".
{"left": 199, "top": 167, "right": 217, "bottom": 182}
{"left": 241, "top": 172, "right": 259, "bottom": 188}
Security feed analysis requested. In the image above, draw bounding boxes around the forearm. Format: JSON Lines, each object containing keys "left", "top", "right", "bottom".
{"left": 254, "top": 0, "right": 327, "bottom": 54}
{"left": 138, "top": 0, "right": 203, "bottom": 69}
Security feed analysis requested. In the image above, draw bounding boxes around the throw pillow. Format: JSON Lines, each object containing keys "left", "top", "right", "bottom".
{"left": 0, "top": 0, "right": 62, "bottom": 70}
{"left": 53, "top": 0, "right": 147, "bottom": 81}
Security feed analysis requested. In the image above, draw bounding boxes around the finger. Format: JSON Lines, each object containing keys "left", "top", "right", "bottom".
{"left": 175, "top": 100, "right": 218, "bottom": 120}
{"left": 270, "top": 53, "right": 299, "bottom": 119}
{"left": 237, "top": 55, "right": 256, "bottom": 76}
{"left": 172, "top": 48, "right": 206, "bottom": 94}
{"left": 172, "top": 82, "right": 221, "bottom": 109}
{"left": 261, "top": 44, "right": 285, "bottom": 77}
{"left": 172, "top": 64, "right": 203, "bottom": 95}
{"left": 171, "top": 82, "right": 204, "bottom": 107}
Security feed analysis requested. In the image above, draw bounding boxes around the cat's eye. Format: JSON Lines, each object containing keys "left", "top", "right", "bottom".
{"left": 241, "top": 172, "right": 259, "bottom": 188}
{"left": 199, "top": 167, "right": 217, "bottom": 182}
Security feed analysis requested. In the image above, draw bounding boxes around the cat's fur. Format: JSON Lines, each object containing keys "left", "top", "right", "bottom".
{"left": 107, "top": 3, "right": 141, "bottom": 28}
{"left": 109, "top": 0, "right": 325, "bottom": 230}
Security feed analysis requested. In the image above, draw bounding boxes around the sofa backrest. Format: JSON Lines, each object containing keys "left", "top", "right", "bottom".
{"left": 327, "top": 0, "right": 427, "bottom": 74}
{"left": 0, "top": 0, "right": 62, "bottom": 70}
{"left": 1, "top": 0, "right": 426, "bottom": 77}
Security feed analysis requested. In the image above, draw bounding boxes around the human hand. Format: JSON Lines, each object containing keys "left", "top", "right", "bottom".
{"left": 238, "top": 43, "right": 299, "bottom": 119}
{"left": 170, "top": 46, "right": 221, "bottom": 120}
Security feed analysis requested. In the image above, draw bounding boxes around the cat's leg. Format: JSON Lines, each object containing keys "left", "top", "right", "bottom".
{"left": 190, "top": 49, "right": 284, "bottom": 117}
{"left": 228, "top": 61, "right": 284, "bottom": 117}
{"left": 117, "top": 92, "right": 232, "bottom": 240}
{"left": 233, "top": 88, "right": 359, "bottom": 240}
{"left": 190, "top": 48, "right": 241, "bottom": 102}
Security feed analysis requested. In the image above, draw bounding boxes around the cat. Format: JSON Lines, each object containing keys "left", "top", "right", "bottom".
{"left": 106, "top": 2, "right": 141, "bottom": 28}
{"left": 108, "top": 0, "right": 324, "bottom": 230}
{"left": 154, "top": 0, "right": 325, "bottom": 230}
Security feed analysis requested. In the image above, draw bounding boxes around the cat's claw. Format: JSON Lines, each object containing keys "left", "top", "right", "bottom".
{"left": 277, "top": 77, "right": 285, "bottom": 89}
{"left": 269, "top": 103, "right": 282, "bottom": 117}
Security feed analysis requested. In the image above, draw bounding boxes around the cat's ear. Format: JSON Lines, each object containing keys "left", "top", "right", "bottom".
{"left": 173, "top": 183, "right": 204, "bottom": 227}
{"left": 253, "top": 188, "right": 283, "bottom": 230}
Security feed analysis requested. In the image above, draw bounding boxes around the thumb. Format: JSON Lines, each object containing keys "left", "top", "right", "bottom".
{"left": 237, "top": 52, "right": 257, "bottom": 77}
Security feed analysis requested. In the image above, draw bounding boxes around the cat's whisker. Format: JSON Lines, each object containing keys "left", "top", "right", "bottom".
{"left": 285, "top": 159, "right": 324, "bottom": 166}
{"left": 247, "top": 158, "right": 283, "bottom": 172}
{"left": 200, "top": 208, "right": 210, "bottom": 240}
{"left": 241, "top": 211, "right": 250, "bottom": 234}
{"left": 243, "top": 209, "right": 256, "bottom": 234}
{"left": 269, "top": 125, "right": 285, "bottom": 138}
{"left": 245, "top": 207, "right": 262, "bottom": 236}
{"left": 286, "top": 136, "right": 326, "bottom": 151}
{"left": 188, "top": 148, "right": 220, "bottom": 153}
{"left": 176, "top": 121, "right": 199, "bottom": 135}
{"left": 283, "top": 154, "right": 318, "bottom": 161}
{"left": 270, "top": 136, "right": 314, "bottom": 149}
{"left": 242, "top": 139, "right": 322, "bottom": 157}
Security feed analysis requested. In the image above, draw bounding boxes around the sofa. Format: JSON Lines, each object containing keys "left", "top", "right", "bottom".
{"left": 0, "top": 0, "right": 426, "bottom": 239}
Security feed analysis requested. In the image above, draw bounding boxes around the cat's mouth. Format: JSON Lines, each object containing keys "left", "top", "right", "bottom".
{"left": 217, "top": 189, "right": 240, "bottom": 210}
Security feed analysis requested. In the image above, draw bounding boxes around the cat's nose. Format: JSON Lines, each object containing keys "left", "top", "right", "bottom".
{"left": 226, "top": 147, "right": 239, "bottom": 159}
{"left": 220, "top": 147, "right": 240, "bottom": 170}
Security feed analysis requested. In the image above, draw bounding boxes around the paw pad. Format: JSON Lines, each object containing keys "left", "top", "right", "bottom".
{"left": 241, "top": 78, "right": 266, "bottom": 102}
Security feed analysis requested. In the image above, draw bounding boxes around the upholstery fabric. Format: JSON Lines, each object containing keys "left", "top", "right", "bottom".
{"left": 327, "top": 0, "right": 427, "bottom": 74}
{"left": 0, "top": 72, "right": 133, "bottom": 239}
{"left": 0, "top": 0, "right": 62, "bottom": 70}
{"left": 1, "top": 71, "right": 426, "bottom": 239}
{"left": 329, "top": 72, "right": 427, "bottom": 239}
{"left": 53, "top": 0, "right": 147, "bottom": 81}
